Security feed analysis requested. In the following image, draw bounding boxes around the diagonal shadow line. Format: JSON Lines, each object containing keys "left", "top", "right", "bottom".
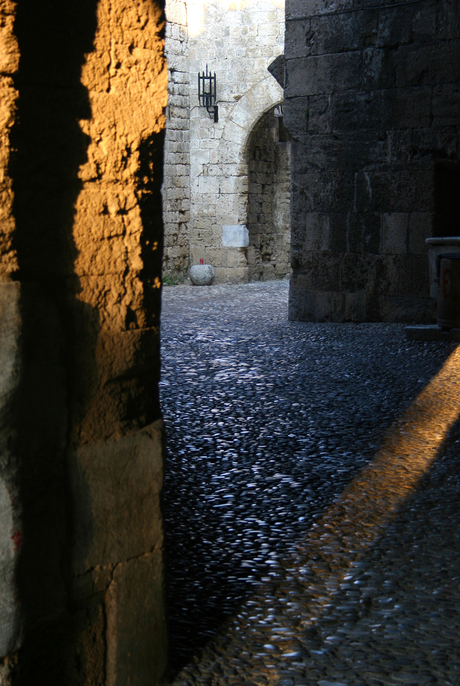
{"left": 174, "top": 343, "right": 460, "bottom": 683}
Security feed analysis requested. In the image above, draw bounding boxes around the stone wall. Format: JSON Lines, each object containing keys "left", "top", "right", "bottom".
{"left": 170, "top": 0, "right": 285, "bottom": 282}
{"left": 163, "top": 0, "right": 191, "bottom": 279}
{"left": 285, "top": 0, "right": 460, "bottom": 322}
{"left": 0, "top": 1, "right": 168, "bottom": 684}
{"left": 247, "top": 108, "right": 291, "bottom": 281}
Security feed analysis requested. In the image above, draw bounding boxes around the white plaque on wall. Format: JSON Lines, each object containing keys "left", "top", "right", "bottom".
{"left": 222, "top": 225, "right": 249, "bottom": 248}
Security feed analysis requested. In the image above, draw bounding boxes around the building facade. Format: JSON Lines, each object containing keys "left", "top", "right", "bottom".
{"left": 163, "top": 0, "right": 291, "bottom": 282}
{"left": 285, "top": 0, "right": 460, "bottom": 322}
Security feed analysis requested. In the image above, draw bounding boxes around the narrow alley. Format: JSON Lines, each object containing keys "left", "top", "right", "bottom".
{"left": 161, "top": 281, "right": 460, "bottom": 686}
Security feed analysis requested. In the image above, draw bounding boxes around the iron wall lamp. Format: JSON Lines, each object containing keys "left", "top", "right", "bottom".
{"left": 198, "top": 65, "right": 218, "bottom": 123}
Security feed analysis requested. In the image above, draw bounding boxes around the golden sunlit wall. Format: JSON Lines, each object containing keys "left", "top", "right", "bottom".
{"left": 0, "top": 0, "right": 169, "bottom": 683}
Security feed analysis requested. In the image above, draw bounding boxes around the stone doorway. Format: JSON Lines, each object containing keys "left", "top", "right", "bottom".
{"left": 246, "top": 106, "right": 291, "bottom": 282}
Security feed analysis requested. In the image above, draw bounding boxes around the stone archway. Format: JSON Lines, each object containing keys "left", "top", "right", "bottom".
{"left": 246, "top": 105, "right": 291, "bottom": 281}
{"left": 189, "top": 75, "right": 284, "bottom": 282}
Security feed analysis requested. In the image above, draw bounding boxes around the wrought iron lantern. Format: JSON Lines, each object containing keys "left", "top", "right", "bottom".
{"left": 198, "top": 65, "right": 218, "bottom": 123}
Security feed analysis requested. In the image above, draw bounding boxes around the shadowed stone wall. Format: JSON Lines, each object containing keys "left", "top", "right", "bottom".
{"left": 247, "top": 108, "right": 291, "bottom": 281}
{"left": 285, "top": 0, "right": 460, "bottom": 322}
{"left": 0, "top": 0, "right": 168, "bottom": 684}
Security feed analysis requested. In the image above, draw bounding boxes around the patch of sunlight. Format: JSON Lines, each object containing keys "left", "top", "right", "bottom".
{"left": 187, "top": 0, "right": 284, "bottom": 37}
{"left": 284, "top": 344, "right": 460, "bottom": 626}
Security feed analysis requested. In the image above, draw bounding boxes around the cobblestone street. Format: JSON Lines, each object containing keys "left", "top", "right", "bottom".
{"left": 160, "top": 281, "right": 460, "bottom": 686}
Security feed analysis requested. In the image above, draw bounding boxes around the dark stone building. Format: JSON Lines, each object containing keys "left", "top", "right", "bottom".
{"left": 285, "top": 0, "right": 460, "bottom": 322}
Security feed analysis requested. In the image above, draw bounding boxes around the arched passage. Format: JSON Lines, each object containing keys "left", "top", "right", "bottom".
{"left": 189, "top": 75, "right": 285, "bottom": 282}
{"left": 246, "top": 105, "right": 291, "bottom": 281}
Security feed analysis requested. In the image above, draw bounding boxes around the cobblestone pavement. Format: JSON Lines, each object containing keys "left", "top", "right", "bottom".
{"left": 160, "top": 281, "right": 460, "bottom": 686}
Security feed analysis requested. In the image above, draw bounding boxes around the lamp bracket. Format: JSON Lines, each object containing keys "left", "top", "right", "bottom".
{"left": 198, "top": 65, "right": 218, "bottom": 123}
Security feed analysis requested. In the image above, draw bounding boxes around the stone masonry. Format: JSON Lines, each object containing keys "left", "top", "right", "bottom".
{"left": 285, "top": 0, "right": 460, "bottom": 322}
{"left": 247, "top": 107, "right": 291, "bottom": 281}
{"left": 0, "top": 1, "right": 168, "bottom": 684}
{"left": 163, "top": 0, "right": 286, "bottom": 283}
{"left": 163, "top": 0, "right": 190, "bottom": 279}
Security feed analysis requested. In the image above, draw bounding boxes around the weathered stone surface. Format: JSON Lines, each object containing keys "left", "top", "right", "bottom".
{"left": 70, "top": 421, "right": 164, "bottom": 574}
{"left": 189, "top": 263, "right": 216, "bottom": 285}
{"left": 162, "top": 0, "right": 190, "bottom": 279}
{"left": 247, "top": 109, "right": 291, "bottom": 281}
{"left": 0, "top": 284, "right": 20, "bottom": 658}
{"left": 0, "top": 0, "right": 168, "bottom": 683}
{"left": 167, "top": 0, "right": 285, "bottom": 283}
{"left": 106, "top": 552, "right": 168, "bottom": 686}
{"left": 222, "top": 225, "right": 249, "bottom": 248}
{"left": 286, "top": 0, "right": 459, "bottom": 323}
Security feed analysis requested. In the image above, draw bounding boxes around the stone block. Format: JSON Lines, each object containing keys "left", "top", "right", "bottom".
{"left": 380, "top": 295, "right": 435, "bottom": 323}
{"left": 373, "top": 255, "right": 400, "bottom": 298}
{"left": 409, "top": 213, "right": 433, "bottom": 255}
{"left": 219, "top": 175, "right": 248, "bottom": 195}
{"left": 213, "top": 267, "right": 228, "bottom": 283}
{"left": 106, "top": 553, "right": 168, "bottom": 686}
{"left": 347, "top": 212, "right": 380, "bottom": 254}
{"left": 190, "top": 228, "right": 214, "bottom": 245}
{"left": 412, "top": 128, "right": 458, "bottom": 165}
{"left": 286, "top": 0, "right": 352, "bottom": 21}
{"left": 165, "top": 0, "right": 187, "bottom": 25}
{"left": 376, "top": 4, "right": 417, "bottom": 48}
{"left": 190, "top": 246, "right": 205, "bottom": 266}
{"left": 371, "top": 170, "right": 434, "bottom": 213}
{"left": 226, "top": 248, "right": 247, "bottom": 268}
{"left": 222, "top": 224, "right": 249, "bottom": 247}
{"left": 329, "top": 214, "right": 348, "bottom": 253}
{"left": 381, "top": 213, "right": 408, "bottom": 255}
{"left": 304, "top": 213, "right": 330, "bottom": 251}
{"left": 291, "top": 169, "right": 355, "bottom": 213}
{"left": 310, "top": 10, "right": 377, "bottom": 56}
{"left": 362, "top": 47, "right": 397, "bottom": 90}
{"left": 333, "top": 87, "right": 431, "bottom": 131}
{"left": 286, "top": 19, "right": 310, "bottom": 59}
{"left": 343, "top": 291, "right": 367, "bottom": 321}
{"left": 435, "top": 0, "right": 460, "bottom": 40}
{"left": 296, "top": 131, "right": 388, "bottom": 172}
{"left": 205, "top": 247, "right": 227, "bottom": 267}
{"left": 224, "top": 266, "right": 248, "bottom": 283}
{"left": 432, "top": 84, "right": 460, "bottom": 127}
{"left": 198, "top": 176, "right": 220, "bottom": 194}
{"left": 397, "top": 255, "right": 430, "bottom": 297}
{"left": 288, "top": 284, "right": 335, "bottom": 322}
{"left": 285, "top": 52, "right": 361, "bottom": 97}
{"left": 339, "top": 253, "right": 375, "bottom": 291}
{"left": 308, "top": 94, "right": 332, "bottom": 134}
{"left": 229, "top": 105, "right": 255, "bottom": 130}
{"left": 396, "top": 42, "right": 460, "bottom": 88}
{"left": 311, "top": 253, "right": 341, "bottom": 290}
{"left": 69, "top": 421, "right": 164, "bottom": 574}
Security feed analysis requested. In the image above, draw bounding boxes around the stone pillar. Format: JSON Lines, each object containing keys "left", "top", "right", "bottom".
{"left": 0, "top": 0, "right": 168, "bottom": 683}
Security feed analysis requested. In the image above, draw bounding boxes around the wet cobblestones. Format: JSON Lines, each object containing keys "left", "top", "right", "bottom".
{"left": 160, "top": 281, "right": 460, "bottom": 685}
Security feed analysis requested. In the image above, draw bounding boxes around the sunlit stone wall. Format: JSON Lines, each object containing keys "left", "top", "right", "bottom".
{"left": 163, "top": 0, "right": 191, "bottom": 278}
{"left": 285, "top": 0, "right": 460, "bottom": 322}
{"left": 162, "top": 0, "right": 285, "bottom": 282}
{"left": 0, "top": 0, "right": 168, "bottom": 683}
{"left": 188, "top": 0, "right": 285, "bottom": 282}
